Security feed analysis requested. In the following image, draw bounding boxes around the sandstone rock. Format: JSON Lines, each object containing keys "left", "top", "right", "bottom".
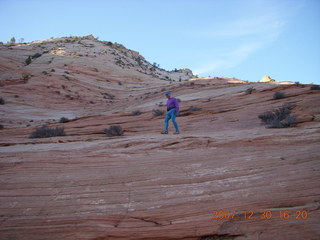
{"left": 259, "top": 75, "right": 276, "bottom": 82}
{"left": 0, "top": 37, "right": 319, "bottom": 240}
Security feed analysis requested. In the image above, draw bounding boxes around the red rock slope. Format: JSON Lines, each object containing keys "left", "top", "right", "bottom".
{"left": 0, "top": 37, "right": 319, "bottom": 240}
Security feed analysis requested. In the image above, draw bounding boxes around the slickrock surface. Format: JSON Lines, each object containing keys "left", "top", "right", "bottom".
{"left": 0, "top": 36, "right": 319, "bottom": 240}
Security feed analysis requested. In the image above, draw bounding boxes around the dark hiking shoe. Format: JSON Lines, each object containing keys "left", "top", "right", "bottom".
{"left": 161, "top": 131, "right": 168, "bottom": 134}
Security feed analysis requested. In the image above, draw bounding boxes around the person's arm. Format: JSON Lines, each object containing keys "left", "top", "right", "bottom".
{"left": 175, "top": 98, "right": 179, "bottom": 112}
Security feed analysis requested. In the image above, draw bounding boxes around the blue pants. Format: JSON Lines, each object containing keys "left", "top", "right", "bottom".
{"left": 164, "top": 108, "right": 179, "bottom": 132}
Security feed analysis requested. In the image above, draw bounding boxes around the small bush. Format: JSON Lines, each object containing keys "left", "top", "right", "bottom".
{"left": 63, "top": 75, "right": 70, "bottom": 80}
{"left": 152, "top": 109, "right": 164, "bottom": 117}
{"left": 21, "top": 74, "right": 30, "bottom": 82}
{"left": 258, "top": 103, "right": 297, "bottom": 128}
{"left": 189, "top": 106, "right": 201, "bottom": 112}
{"left": 9, "top": 37, "right": 16, "bottom": 44}
{"left": 177, "top": 98, "right": 181, "bottom": 102}
{"left": 245, "top": 87, "right": 256, "bottom": 94}
{"left": 29, "top": 125, "right": 66, "bottom": 138}
{"left": 132, "top": 110, "right": 142, "bottom": 116}
{"left": 25, "top": 56, "right": 32, "bottom": 65}
{"left": 273, "top": 91, "right": 286, "bottom": 100}
{"left": 0, "top": 124, "right": 4, "bottom": 129}
{"left": 59, "top": 117, "right": 69, "bottom": 123}
{"left": 32, "top": 53, "right": 42, "bottom": 59}
{"left": 104, "top": 125, "right": 123, "bottom": 137}
{"left": 310, "top": 85, "right": 320, "bottom": 90}
{"left": 0, "top": 97, "right": 5, "bottom": 105}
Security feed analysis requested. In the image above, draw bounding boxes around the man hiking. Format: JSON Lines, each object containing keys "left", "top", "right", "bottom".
{"left": 161, "top": 91, "right": 180, "bottom": 134}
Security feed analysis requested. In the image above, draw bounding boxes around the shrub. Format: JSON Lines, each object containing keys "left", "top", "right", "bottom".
{"left": 132, "top": 110, "right": 142, "bottom": 116}
{"left": 9, "top": 37, "right": 16, "bottom": 44}
{"left": 63, "top": 75, "right": 70, "bottom": 80}
{"left": 245, "top": 87, "right": 256, "bottom": 94}
{"left": 29, "top": 125, "right": 66, "bottom": 138}
{"left": 0, "top": 124, "right": 4, "bottom": 129}
{"left": 189, "top": 106, "right": 201, "bottom": 112}
{"left": 310, "top": 85, "right": 320, "bottom": 90}
{"left": 258, "top": 103, "right": 297, "bottom": 128}
{"left": 0, "top": 97, "right": 5, "bottom": 105}
{"left": 59, "top": 117, "right": 69, "bottom": 123}
{"left": 25, "top": 56, "right": 32, "bottom": 65}
{"left": 21, "top": 74, "right": 30, "bottom": 81}
{"left": 102, "top": 92, "right": 115, "bottom": 99}
{"left": 104, "top": 125, "right": 123, "bottom": 137}
{"left": 152, "top": 109, "right": 164, "bottom": 117}
{"left": 32, "top": 53, "right": 42, "bottom": 59}
{"left": 177, "top": 98, "right": 181, "bottom": 102}
{"left": 273, "top": 91, "right": 286, "bottom": 100}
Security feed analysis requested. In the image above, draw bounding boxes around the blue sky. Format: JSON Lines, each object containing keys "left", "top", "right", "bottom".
{"left": 1, "top": 0, "right": 319, "bottom": 84}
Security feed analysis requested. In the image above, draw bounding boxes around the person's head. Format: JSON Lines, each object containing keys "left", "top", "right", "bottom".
{"left": 165, "top": 91, "right": 171, "bottom": 99}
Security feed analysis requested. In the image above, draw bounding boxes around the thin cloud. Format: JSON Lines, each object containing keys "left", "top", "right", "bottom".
{"left": 192, "top": 14, "right": 285, "bottom": 75}
{"left": 194, "top": 42, "right": 263, "bottom": 74}
{"left": 195, "top": 16, "right": 285, "bottom": 38}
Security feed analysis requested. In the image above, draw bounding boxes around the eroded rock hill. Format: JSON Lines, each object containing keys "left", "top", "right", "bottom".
{"left": 0, "top": 37, "right": 319, "bottom": 240}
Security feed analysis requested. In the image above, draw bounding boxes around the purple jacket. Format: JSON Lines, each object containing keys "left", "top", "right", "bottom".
{"left": 166, "top": 97, "right": 179, "bottom": 112}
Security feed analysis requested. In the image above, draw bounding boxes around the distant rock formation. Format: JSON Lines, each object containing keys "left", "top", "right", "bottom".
{"left": 2, "top": 34, "right": 193, "bottom": 83}
{"left": 259, "top": 75, "right": 275, "bottom": 82}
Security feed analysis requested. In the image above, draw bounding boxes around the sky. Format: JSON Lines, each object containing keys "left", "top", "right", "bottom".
{"left": 1, "top": 0, "right": 319, "bottom": 84}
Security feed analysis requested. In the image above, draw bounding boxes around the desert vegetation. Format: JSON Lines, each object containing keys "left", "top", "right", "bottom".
{"left": 152, "top": 109, "right": 164, "bottom": 117}
{"left": 104, "top": 125, "right": 123, "bottom": 137}
{"left": 32, "top": 53, "right": 42, "bottom": 59}
{"left": 273, "top": 91, "right": 286, "bottom": 100}
{"left": 310, "top": 84, "right": 320, "bottom": 90}
{"left": 25, "top": 56, "right": 32, "bottom": 65}
{"left": 188, "top": 106, "right": 201, "bottom": 112}
{"left": 21, "top": 74, "right": 30, "bottom": 82}
{"left": 258, "top": 103, "right": 297, "bottom": 128}
{"left": 29, "top": 125, "right": 66, "bottom": 138}
{"left": 245, "top": 87, "right": 256, "bottom": 94}
{"left": 59, "top": 117, "right": 69, "bottom": 123}
{"left": 132, "top": 110, "right": 142, "bottom": 116}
